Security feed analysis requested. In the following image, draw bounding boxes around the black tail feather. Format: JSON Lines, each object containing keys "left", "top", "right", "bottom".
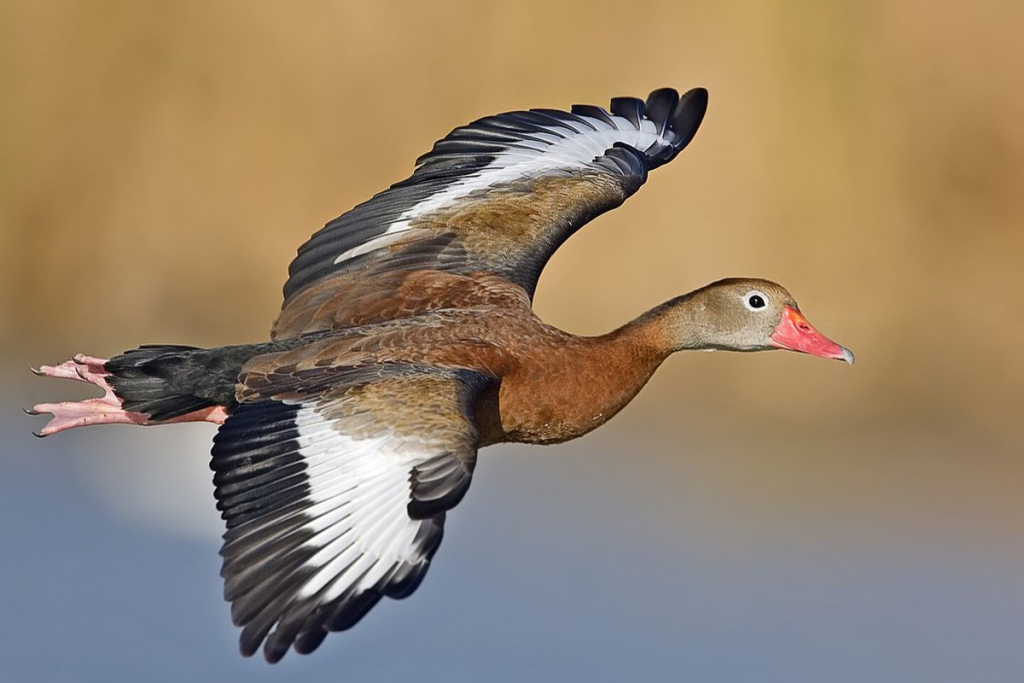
{"left": 104, "top": 338, "right": 324, "bottom": 422}
{"left": 105, "top": 345, "right": 221, "bottom": 421}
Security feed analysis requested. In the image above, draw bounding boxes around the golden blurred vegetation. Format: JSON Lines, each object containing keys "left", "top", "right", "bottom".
{"left": 1, "top": 0, "right": 1021, "bottom": 445}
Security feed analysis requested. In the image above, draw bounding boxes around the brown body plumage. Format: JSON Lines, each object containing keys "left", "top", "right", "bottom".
{"left": 256, "top": 270, "right": 666, "bottom": 446}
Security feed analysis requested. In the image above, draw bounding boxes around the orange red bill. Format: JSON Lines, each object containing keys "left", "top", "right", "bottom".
{"left": 770, "top": 306, "right": 854, "bottom": 365}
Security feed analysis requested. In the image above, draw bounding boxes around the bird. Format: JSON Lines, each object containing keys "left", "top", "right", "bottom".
{"left": 29, "top": 86, "right": 853, "bottom": 663}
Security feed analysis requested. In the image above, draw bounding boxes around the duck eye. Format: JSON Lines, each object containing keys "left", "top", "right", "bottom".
{"left": 744, "top": 291, "right": 767, "bottom": 311}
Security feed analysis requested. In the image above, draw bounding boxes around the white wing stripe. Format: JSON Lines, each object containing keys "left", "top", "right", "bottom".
{"left": 330, "top": 108, "right": 672, "bottom": 266}
{"left": 290, "top": 406, "right": 425, "bottom": 601}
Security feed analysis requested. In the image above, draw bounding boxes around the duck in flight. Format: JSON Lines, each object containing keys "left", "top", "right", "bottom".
{"left": 29, "top": 87, "right": 853, "bottom": 662}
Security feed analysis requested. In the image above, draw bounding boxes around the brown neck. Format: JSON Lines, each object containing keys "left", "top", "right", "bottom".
{"left": 491, "top": 308, "right": 684, "bottom": 445}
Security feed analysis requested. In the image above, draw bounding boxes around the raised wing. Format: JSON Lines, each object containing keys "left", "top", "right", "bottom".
{"left": 211, "top": 362, "right": 493, "bottom": 662}
{"left": 274, "top": 87, "right": 708, "bottom": 338}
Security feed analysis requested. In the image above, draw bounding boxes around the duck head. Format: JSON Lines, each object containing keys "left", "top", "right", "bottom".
{"left": 657, "top": 278, "right": 854, "bottom": 364}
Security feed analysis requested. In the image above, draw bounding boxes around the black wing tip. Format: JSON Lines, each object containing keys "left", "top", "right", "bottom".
{"left": 409, "top": 86, "right": 710, "bottom": 180}
{"left": 671, "top": 87, "right": 709, "bottom": 150}
{"left": 252, "top": 590, "right": 389, "bottom": 663}
{"left": 263, "top": 636, "right": 291, "bottom": 664}
{"left": 642, "top": 86, "right": 708, "bottom": 109}
{"left": 644, "top": 88, "right": 680, "bottom": 134}
{"left": 293, "top": 626, "right": 329, "bottom": 655}
{"left": 682, "top": 86, "right": 710, "bottom": 105}
{"left": 239, "top": 637, "right": 261, "bottom": 660}
{"left": 617, "top": 86, "right": 708, "bottom": 167}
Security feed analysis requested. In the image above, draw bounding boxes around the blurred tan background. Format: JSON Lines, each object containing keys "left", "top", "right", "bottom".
{"left": 3, "top": 1, "right": 1021, "bottom": 434}
{"left": 2, "top": 2, "right": 1022, "bottom": 681}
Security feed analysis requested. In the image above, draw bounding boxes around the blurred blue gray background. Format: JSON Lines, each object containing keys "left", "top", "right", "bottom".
{"left": 5, "top": 383, "right": 1021, "bottom": 682}
{"left": 3, "top": 1, "right": 1022, "bottom": 681}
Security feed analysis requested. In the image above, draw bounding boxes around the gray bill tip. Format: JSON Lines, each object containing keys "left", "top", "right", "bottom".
{"left": 840, "top": 346, "right": 855, "bottom": 366}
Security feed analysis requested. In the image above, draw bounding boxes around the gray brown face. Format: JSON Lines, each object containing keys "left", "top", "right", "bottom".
{"left": 682, "top": 278, "right": 799, "bottom": 352}
{"left": 669, "top": 277, "right": 853, "bottom": 363}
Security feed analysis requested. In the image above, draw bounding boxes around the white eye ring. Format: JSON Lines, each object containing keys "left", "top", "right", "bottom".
{"left": 743, "top": 290, "right": 769, "bottom": 311}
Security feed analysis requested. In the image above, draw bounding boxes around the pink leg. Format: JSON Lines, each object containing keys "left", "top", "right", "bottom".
{"left": 29, "top": 355, "right": 227, "bottom": 437}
